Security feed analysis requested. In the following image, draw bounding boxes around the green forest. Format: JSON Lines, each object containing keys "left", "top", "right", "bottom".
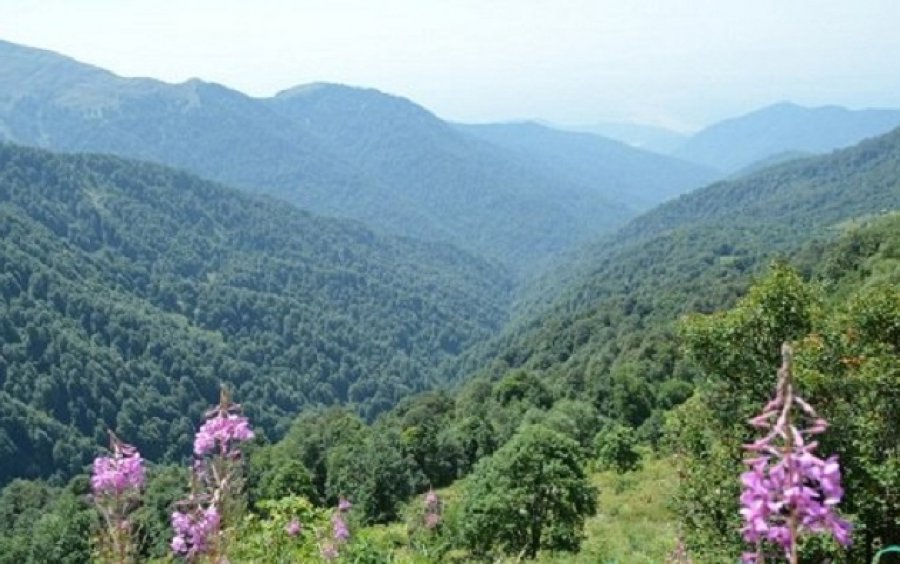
{"left": 0, "top": 144, "right": 512, "bottom": 484}
{"left": 1, "top": 207, "right": 897, "bottom": 562}
{"left": 0, "top": 37, "right": 899, "bottom": 564}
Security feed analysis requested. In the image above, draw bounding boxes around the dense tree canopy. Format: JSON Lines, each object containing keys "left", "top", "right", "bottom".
{"left": 0, "top": 58, "right": 898, "bottom": 562}
{"left": 458, "top": 424, "right": 597, "bottom": 559}
{"left": 0, "top": 143, "right": 512, "bottom": 485}
{"left": 453, "top": 126, "right": 900, "bottom": 449}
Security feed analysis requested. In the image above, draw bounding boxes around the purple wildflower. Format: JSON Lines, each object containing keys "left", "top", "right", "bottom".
{"left": 423, "top": 488, "right": 441, "bottom": 529}
{"left": 285, "top": 518, "right": 302, "bottom": 537}
{"left": 91, "top": 436, "right": 145, "bottom": 496}
{"left": 739, "top": 344, "right": 852, "bottom": 563}
{"left": 194, "top": 412, "right": 254, "bottom": 456}
{"left": 424, "top": 512, "right": 441, "bottom": 529}
{"left": 332, "top": 513, "right": 350, "bottom": 541}
{"left": 91, "top": 432, "right": 145, "bottom": 561}
{"left": 171, "top": 504, "right": 221, "bottom": 558}
{"left": 171, "top": 389, "right": 254, "bottom": 560}
{"left": 319, "top": 498, "right": 351, "bottom": 560}
{"left": 193, "top": 387, "right": 254, "bottom": 457}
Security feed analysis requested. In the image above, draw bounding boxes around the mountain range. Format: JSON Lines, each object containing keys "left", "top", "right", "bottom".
{"left": 562, "top": 103, "right": 900, "bottom": 178}
{"left": 0, "top": 39, "right": 718, "bottom": 272}
{"left": 456, "top": 122, "right": 712, "bottom": 211}
{"left": 2, "top": 37, "right": 900, "bottom": 493}
{"left": 555, "top": 120, "right": 689, "bottom": 154}
{"left": 673, "top": 102, "right": 900, "bottom": 172}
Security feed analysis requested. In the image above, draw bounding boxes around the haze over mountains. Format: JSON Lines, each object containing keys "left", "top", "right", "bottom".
{"left": 556, "top": 121, "right": 689, "bottom": 154}
{"left": 456, "top": 122, "right": 713, "bottom": 211}
{"left": 4, "top": 38, "right": 899, "bottom": 273}
{"left": 674, "top": 102, "right": 900, "bottom": 172}
{"left": 559, "top": 103, "right": 900, "bottom": 177}
{"left": 0, "top": 39, "right": 719, "bottom": 272}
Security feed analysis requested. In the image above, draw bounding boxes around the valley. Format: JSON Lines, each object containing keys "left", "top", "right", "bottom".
{"left": 0, "top": 34, "right": 898, "bottom": 564}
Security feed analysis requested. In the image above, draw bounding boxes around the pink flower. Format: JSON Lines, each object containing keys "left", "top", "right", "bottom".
{"left": 170, "top": 504, "right": 221, "bottom": 557}
{"left": 172, "top": 390, "right": 254, "bottom": 560}
{"left": 91, "top": 438, "right": 145, "bottom": 496}
{"left": 739, "top": 344, "right": 852, "bottom": 560}
{"left": 193, "top": 413, "right": 254, "bottom": 456}
{"left": 338, "top": 497, "right": 352, "bottom": 512}
{"left": 284, "top": 518, "right": 302, "bottom": 537}
{"left": 332, "top": 513, "right": 350, "bottom": 541}
{"left": 423, "top": 488, "right": 441, "bottom": 529}
{"left": 320, "top": 542, "right": 339, "bottom": 560}
{"left": 425, "top": 512, "right": 441, "bottom": 529}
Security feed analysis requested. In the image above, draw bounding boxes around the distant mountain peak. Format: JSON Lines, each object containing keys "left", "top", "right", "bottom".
{"left": 763, "top": 100, "right": 804, "bottom": 111}
{"left": 676, "top": 101, "right": 900, "bottom": 172}
{"left": 274, "top": 82, "right": 401, "bottom": 102}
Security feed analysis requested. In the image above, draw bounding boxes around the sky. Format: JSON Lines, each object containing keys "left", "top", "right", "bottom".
{"left": 2, "top": 0, "right": 899, "bottom": 131}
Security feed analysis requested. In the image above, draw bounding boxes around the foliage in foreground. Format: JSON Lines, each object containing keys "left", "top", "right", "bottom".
{"left": 669, "top": 259, "right": 899, "bottom": 562}
{"left": 0, "top": 211, "right": 896, "bottom": 563}
{"left": 457, "top": 424, "right": 597, "bottom": 559}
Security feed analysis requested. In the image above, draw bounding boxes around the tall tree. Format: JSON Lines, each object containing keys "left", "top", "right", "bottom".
{"left": 458, "top": 424, "right": 596, "bottom": 559}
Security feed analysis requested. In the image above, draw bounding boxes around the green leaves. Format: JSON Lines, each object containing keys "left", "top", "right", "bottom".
{"left": 594, "top": 423, "right": 641, "bottom": 474}
{"left": 458, "top": 424, "right": 597, "bottom": 559}
{"left": 669, "top": 217, "right": 900, "bottom": 561}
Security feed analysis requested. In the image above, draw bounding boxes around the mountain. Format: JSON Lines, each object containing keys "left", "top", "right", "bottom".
{"left": 676, "top": 102, "right": 900, "bottom": 172}
{"left": 263, "top": 83, "right": 634, "bottom": 268}
{"left": 0, "top": 40, "right": 716, "bottom": 272}
{"left": 0, "top": 143, "right": 514, "bottom": 484}
{"left": 455, "top": 122, "right": 718, "bottom": 211}
{"left": 0, "top": 40, "right": 366, "bottom": 196}
{"left": 453, "top": 127, "right": 900, "bottom": 435}
{"left": 555, "top": 120, "right": 688, "bottom": 154}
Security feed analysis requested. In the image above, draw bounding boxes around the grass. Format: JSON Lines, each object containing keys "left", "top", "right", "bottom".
{"left": 355, "top": 455, "right": 680, "bottom": 563}
{"left": 531, "top": 456, "right": 679, "bottom": 564}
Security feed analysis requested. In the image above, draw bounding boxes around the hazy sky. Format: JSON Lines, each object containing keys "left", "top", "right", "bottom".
{"left": 2, "top": 0, "right": 899, "bottom": 130}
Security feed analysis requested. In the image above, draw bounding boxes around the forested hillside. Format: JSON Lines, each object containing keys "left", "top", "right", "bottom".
{"left": 0, "top": 116, "right": 896, "bottom": 564}
{"left": 0, "top": 40, "right": 712, "bottom": 271}
{"left": 262, "top": 83, "right": 636, "bottom": 268}
{"left": 456, "top": 121, "right": 716, "bottom": 210}
{"left": 454, "top": 127, "right": 900, "bottom": 442}
{"left": 669, "top": 214, "right": 899, "bottom": 562}
{"left": 0, "top": 143, "right": 513, "bottom": 485}
{"left": 2, "top": 194, "right": 893, "bottom": 564}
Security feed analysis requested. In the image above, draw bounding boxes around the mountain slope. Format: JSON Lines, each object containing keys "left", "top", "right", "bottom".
{"left": 0, "top": 40, "right": 711, "bottom": 271}
{"left": 264, "top": 83, "right": 636, "bottom": 267}
{"left": 676, "top": 102, "right": 900, "bottom": 172}
{"left": 456, "top": 121, "right": 718, "bottom": 210}
{"left": 453, "top": 128, "right": 900, "bottom": 434}
{"left": 0, "top": 40, "right": 369, "bottom": 198}
{"left": 0, "top": 143, "right": 513, "bottom": 484}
